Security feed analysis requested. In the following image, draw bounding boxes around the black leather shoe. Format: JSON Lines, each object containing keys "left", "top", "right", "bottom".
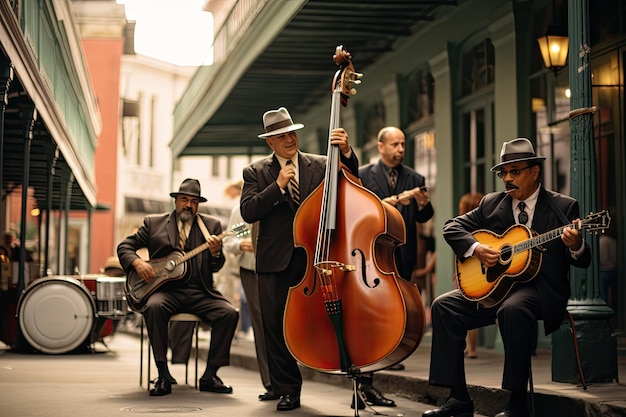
{"left": 149, "top": 377, "right": 172, "bottom": 396}
{"left": 169, "top": 376, "right": 177, "bottom": 385}
{"left": 199, "top": 375, "right": 233, "bottom": 394}
{"left": 362, "top": 385, "right": 396, "bottom": 407}
{"left": 386, "top": 363, "right": 406, "bottom": 371}
{"left": 277, "top": 394, "right": 301, "bottom": 411}
{"left": 422, "top": 397, "right": 473, "bottom": 417}
{"left": 495, "top": 408, "right": 531, "bottom": 417}
{"left": 259, "top": 390, "right": 280, "bottom": 401}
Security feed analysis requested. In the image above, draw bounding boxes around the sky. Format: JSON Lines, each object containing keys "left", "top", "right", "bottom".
{"left": 116, "top": 0, "right": 213, "bottom": 66}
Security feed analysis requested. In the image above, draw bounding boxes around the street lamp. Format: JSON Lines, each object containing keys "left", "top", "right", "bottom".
{"left": 537, "top": 25, "right": 569, "bottom": 74}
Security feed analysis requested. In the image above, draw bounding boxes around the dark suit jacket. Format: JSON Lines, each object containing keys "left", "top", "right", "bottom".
{"left": 359, "top": 160, "right": 434, "bottom": 280}
{"left": 442, "top": 187, "right": 591, "bottom": 334}
{"left": 117, "top": 211, "right": 226, "bottom": 298}
{"left": 241, "top": 150, "right": 358, "bottom": 273}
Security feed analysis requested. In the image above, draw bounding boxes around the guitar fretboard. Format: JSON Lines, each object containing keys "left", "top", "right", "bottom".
{"left": 513, "top": 224, "right": 571, "bottom": 254}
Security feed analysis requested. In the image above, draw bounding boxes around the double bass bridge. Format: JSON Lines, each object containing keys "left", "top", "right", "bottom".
{"left": 314, "top": 261, "right": 356, "bottom": 276}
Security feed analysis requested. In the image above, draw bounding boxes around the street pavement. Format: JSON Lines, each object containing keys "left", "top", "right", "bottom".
{"left": 2, "top": 322, "right": 625, "bottom": 417}
{"left": 0, "top": 331, "right": 487, "bottom": 417}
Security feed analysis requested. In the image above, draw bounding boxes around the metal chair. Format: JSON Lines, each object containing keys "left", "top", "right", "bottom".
{"left": 139, "top": 313, "right": 202, "bottom": 390}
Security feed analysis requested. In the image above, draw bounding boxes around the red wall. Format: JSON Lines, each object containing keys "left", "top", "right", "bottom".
{"left": 81, "top": 38, "right": 122, "bottom": 273}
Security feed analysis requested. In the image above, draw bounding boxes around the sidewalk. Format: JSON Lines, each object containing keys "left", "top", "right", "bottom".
{"left": 221, "top": 327, "right": 626, "bottom": 417}
{"left": 0, "top": 331, "right": 486, "bottom": 417}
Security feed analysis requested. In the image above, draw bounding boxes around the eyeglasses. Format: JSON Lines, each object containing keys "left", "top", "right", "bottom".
{"left": 496, "top": 165, "right": 533, "bottom": 179}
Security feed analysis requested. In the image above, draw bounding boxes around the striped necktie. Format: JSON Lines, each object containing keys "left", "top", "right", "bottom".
{"left": 179, "top": 222, "right": 188, "bottom": 249}
{"left": 286, "top": 160, "right": 300, "bottom": 205}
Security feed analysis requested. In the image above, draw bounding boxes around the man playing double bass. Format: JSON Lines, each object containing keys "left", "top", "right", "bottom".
{"left": 240, "top": 107, "right": 358, "bottom": 411}
{"left": 351, "top": 126, "right": 434, "bottom": 410}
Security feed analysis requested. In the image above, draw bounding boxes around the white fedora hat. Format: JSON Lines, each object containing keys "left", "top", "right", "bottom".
{"left": 491, "top": 138, "right": 546, "bottom": 171}
{"left": 258, "top": 107, "right": 304, "bottom": 138}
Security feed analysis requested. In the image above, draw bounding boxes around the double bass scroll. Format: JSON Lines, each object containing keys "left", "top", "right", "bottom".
{"left": 284, "top": 46, "right": 426, "bottom": 375}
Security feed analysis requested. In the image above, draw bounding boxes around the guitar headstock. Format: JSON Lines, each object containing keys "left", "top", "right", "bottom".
{"left": 231, "top": 222, "right": 251, "bottom": 238}
{"left": 332, "top": 45, "right": 363, "bottom": 106}
{"left": 579, "top": 210, "right": 611, "bottom": 234}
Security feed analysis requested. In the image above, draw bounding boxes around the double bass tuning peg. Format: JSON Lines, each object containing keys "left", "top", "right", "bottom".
{"left": 348, "top": 71, "right": 363, "bottom": 96}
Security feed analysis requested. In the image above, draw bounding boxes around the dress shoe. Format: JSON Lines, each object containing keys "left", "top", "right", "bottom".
{"left": 149, "top": 377, "right": 172, "bottom": 396}
{"left": 199, "top": 375, "right": 233, "bottom": 393}
{"left": 169, "top": 376, "right": 178, "bottom": 385}
{"left": 277, "top": 394, "right": 301, "bottom": 411}
{"left": 258, "top": 390, "right": 280, "bottom": 401}
{"left": 422, "top": 397, "right": 474, "bottom": 417}
{"left": 386, "top": 363, "right": 406, "bottom": 371}
{"left": 495, "top": 408, "right": 531, "bottom": 417}
{"left": 362, "top": 385, "right": 396, "bottom": 407}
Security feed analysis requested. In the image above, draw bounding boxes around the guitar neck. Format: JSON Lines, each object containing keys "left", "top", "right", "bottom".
{"left": 172, "top": 230, "right": 232, "bottom": 267}
{"left": 513, "top": 224, "right": 572, "bottom": 254}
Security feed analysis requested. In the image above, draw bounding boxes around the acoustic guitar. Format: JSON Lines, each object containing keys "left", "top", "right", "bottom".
{"left": 456, "top": 210, "right": 610, "bottom": 308}
{"left": 125, "top": 222, "right": 249, "bottom": 310}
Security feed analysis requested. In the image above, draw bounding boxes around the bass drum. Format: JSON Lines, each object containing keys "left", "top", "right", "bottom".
{"left": 17, "top": 276, "right": 95, "bottom": 354}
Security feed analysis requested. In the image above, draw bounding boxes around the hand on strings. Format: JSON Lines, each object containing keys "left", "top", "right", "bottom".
{"left": 132, "top": 258, "right": 156, "bottom": 282}
{"left": 207, "top": 234, "right": 222, "bottom": 257}
{"left": 329, "top": 128, "right": 352, "bottom": 156}
{"left": 473, "top": 243, "right": 500, "bottom": 268}
{"left": 562, "top": 219, "right": 583, "bottom": 250}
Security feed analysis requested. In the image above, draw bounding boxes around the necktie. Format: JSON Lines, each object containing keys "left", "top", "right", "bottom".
{"left": 179, "top": 222, "right": 188, "bottom": 249}
{"left": 389, "top": 168, "right": 398, "bottom": 191}
{"left": 518, "top": 202, "right": 528, "bottom": 225}
{"left": 286, "top": 160, "right": 300, "bottom": 204}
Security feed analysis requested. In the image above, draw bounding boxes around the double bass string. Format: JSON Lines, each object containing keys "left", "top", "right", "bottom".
{"left": 314, "top": 74, "right": 344, "bottom": 304}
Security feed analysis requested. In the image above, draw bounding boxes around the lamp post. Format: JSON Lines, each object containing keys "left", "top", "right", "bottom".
{"left": 549, "top": 0, "right": 618, "bottom": 385}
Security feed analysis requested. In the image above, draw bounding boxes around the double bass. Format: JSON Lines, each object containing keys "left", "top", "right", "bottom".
{"left": 284, "top": 46, "right": 426, "bottom": 376}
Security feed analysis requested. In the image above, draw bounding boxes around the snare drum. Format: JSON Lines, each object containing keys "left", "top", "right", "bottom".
{"left": 95, "top": 276, "right": 127, "bottom": 316}
{"left": 17, "top": 276, "right": 96, "bottom": 354}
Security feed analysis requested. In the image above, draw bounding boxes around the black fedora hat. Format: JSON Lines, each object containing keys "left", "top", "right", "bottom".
{"left": 169, "top": 178, "right": 207, "bottom": 202}
{"left": 491, "top": 138, "right": 546, "bottom": 171}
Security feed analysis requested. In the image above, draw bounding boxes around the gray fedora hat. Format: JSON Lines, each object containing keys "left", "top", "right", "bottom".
{"left": 169, "top": 178, "right": 207, "bottom": 202}
{"left": 258, "top": 107, "right": 304, "bottom": 138}
{"left": 491, "top": 138, "right": 546, "bottom": 171}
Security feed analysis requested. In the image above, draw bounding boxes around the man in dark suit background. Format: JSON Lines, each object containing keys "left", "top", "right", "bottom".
{"left": 117, "top": 179, "right": 239, "bottom": 397}
{"left": 240, "top": 107, "right": 358, "bottom": 411}
{"left": 423, "top": 138, "right": 591, "bottom": 417}
{"left": 354, "top": 126, "right": 434, "bottom": 409}
{"left": 360, "top": 126, "right": 434, "bottom": 280}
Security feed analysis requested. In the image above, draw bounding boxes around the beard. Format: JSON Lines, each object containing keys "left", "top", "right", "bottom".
{"left": 179, "top": 209, "right": 193, "bottom": 222}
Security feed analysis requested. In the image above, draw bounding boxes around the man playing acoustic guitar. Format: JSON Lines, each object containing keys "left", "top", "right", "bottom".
{"left": 117, "top": 179, "right": 239, "bottom": 397}
{"left": 424, "top": 138, "right": 592, "bottom": 417}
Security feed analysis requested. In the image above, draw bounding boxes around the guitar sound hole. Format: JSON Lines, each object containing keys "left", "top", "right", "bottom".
{"left": 500, "top": 245, "right": 512, "bottom": 263}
